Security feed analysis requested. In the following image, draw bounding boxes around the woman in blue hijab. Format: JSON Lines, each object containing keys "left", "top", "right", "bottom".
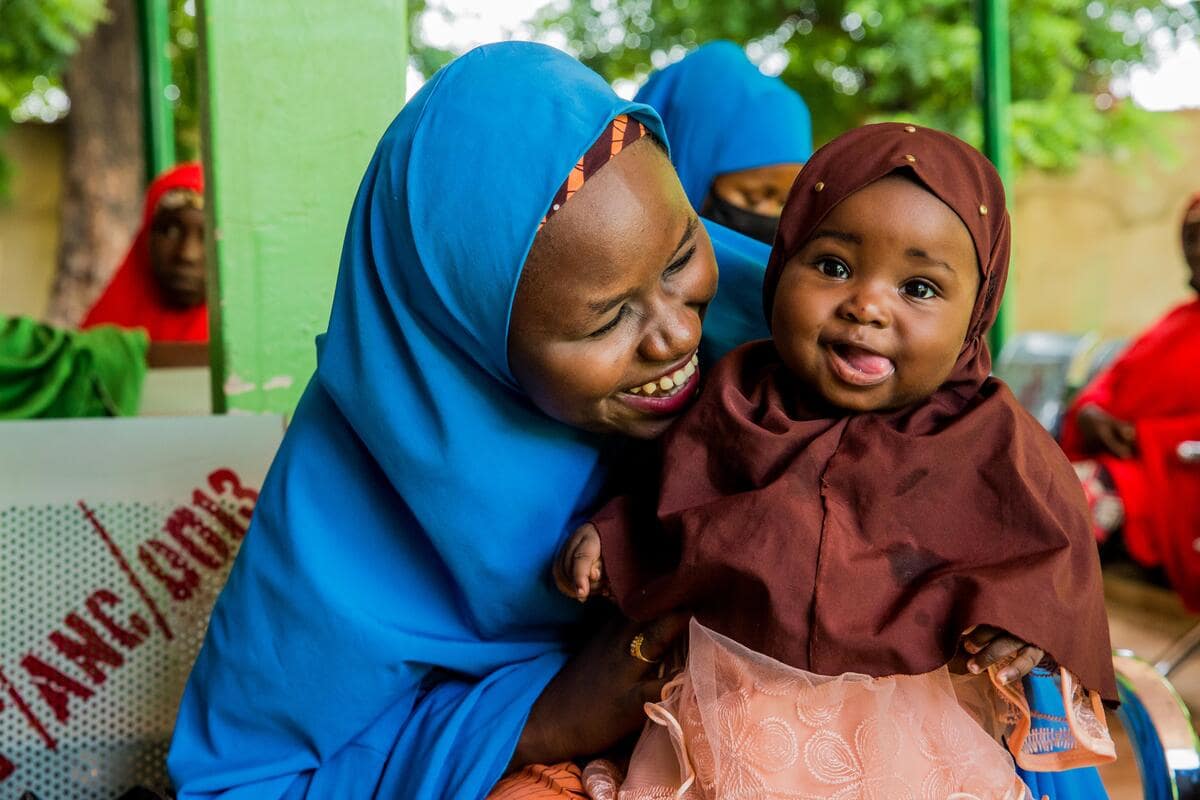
{"left": 167, "top": 40, "right": 1093, "bottom": 800}
{"left": 167, "top": 42, "right": 768, "bottom": 799}
{"left": 635, "top": 40, "right": 813, "bottom": 244}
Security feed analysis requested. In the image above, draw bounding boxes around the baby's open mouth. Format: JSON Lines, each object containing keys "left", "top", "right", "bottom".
{"left": 828, "top": 344, "right": 895, "bottom": 387}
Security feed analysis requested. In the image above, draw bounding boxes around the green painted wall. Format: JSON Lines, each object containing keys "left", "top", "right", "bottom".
{"left": 198, "top": 1, "right": 406, "bottom": 414}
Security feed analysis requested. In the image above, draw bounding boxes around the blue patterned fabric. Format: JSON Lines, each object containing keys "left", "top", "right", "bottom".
{"left": 1015, "top": 671, "right": 1111, "bottom": 799}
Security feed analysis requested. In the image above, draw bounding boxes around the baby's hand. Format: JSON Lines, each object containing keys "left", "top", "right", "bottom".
{"left": 962, "top": 625, "right": 1046, "bottom": 685}
{"left": 554, "top": 523, "right": 607, "bottom": 602}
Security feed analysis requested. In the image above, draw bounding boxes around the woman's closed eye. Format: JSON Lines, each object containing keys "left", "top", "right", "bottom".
{"left": 589, "top": 305, "right": 628, "bottom": 338}
{"left": 813, "top": 257, "right": 850, "bottom": 279}
{"left": 901, "top": 278, "right": 940, "bottom": 300}
{"left": 663, "top": 244, "right": 697, "bottom": 279}
{"left": 585, "top": 237, "right": 698, "bottom": 339}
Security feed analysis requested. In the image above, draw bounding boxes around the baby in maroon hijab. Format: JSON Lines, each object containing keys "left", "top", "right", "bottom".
{"left": 555, "top": 125, "right": 1116, "bottom": 768}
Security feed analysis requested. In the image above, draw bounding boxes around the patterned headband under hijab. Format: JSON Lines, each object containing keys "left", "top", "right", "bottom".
{"left": 541, "top": 114, "right": 647, "bottom": 227}
{"left": 156, "top": 188, "right": 204, "bottom": 214}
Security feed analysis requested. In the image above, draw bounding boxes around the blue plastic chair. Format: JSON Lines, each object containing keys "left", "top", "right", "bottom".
{"left": 995, "top": 332, "right": 1096, "bottom": 435}
{"left": 1113, "top": 650, "right": 1200, "bottom": 798}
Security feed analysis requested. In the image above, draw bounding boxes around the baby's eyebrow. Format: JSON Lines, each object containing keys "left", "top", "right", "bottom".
{"left": 906, "top": 247, "right": 955, "bottom": 273}
{"left": 809, "top": 229, "right": 862, "bottom": 245}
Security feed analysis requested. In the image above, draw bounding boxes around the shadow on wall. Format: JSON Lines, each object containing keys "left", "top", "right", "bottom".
{"left": 0, "top": 122, "right": 66, "bottom": 320}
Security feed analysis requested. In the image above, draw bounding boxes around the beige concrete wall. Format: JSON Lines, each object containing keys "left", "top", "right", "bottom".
{"left": 2, "top": 112, "right": 1197, "bottom": 337}
{"left": 0, "top": 123, "right": 65, "bottom": 320}
{"left": 1011, "top": 110, "right": 1200, "bottom": 339}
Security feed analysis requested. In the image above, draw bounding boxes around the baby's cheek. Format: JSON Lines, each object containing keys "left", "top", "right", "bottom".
{"left": 905, "top": 349, "right": 960, "bottom": 401}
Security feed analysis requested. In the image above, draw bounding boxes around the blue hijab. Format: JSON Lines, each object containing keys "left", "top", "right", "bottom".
{"left": 635, "top": 41, "right": 813, "bottom": 211}
{"left": 168, "top": 43, "right": 765, "bottom": 799}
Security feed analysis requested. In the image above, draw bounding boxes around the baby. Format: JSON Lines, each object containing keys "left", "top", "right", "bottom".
{"left": 555, "top": 123, "right": 1117, "bottom": 799}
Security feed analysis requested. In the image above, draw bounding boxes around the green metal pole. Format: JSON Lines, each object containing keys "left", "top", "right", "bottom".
{"left": 137, "top": 0, "right": 176, "bottom": 182}
{"left": 981, "top": 0, "right": 1014, "bottom": 357}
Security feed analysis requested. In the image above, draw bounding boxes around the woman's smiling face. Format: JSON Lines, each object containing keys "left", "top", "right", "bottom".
{"left": 507, "top": 137, "right": 718, "bottom": 439}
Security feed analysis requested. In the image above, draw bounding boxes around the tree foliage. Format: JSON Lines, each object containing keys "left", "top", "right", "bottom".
{"left": 0, "top": 0, "right": 105, "bottom": 112}
{"left": 167, "top": 0, "right": 199, "bottom": 162}
{"left": 0, "top": 0, "right": 106, "bottom": 194}
{"left": 532, "top": 0, "right": 1199, "bottom": 172}
{"left": 407, "top": 0, "right": 461, "bottom": 82}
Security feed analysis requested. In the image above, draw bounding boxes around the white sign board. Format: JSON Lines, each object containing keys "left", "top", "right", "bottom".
{"left": 0, "top": 415, "right": 284, "bottom": 799}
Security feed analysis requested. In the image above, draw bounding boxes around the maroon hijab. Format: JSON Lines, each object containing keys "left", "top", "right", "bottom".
{"left": 596, "top": 122, "right": 1117, "bottom": 703}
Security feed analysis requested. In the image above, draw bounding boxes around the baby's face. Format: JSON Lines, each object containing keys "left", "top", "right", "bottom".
{"left": 771, "top": 175, "right": 980, "bottom": 413}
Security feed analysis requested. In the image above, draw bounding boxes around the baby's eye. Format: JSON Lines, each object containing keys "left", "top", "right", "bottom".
{"left": 902, "top": 279, "right": 938, "bottom": 300}
{"left": 815, "top": 258, "right": 850, "bottom": 279}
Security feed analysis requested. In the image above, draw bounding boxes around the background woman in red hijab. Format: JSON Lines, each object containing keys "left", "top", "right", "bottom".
{"left": 80, "top": 162, "right": 208, "bottom": 343}
{"left": 1061, "top": 193, "right": 1200, "bottom": 612}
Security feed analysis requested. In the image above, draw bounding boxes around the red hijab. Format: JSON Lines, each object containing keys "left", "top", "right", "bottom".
{"left": 1063, "top": 193, "right": 1200, "bottom": 451}
{"left": 596, "top": 123, "right": 1117, "bottom": 703}
{"left": 81, "top": 162, "right": 208, "bottom": 342}
{"left": 1060, "top": 192, "right": 1200, "bottom": 607}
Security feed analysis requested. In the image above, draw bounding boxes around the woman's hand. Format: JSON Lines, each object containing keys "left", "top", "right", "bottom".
{"left": 1076, "top": 403, "right": 1136, "bottom": 459}
{"left": 554, "top": 523, "right": 607, "bottom": 601}
{"left": 509, "top": 612, "right": 687, "bottom": 770}
{"left": 962, "top": 625, "right": 1046, "bottom": 685}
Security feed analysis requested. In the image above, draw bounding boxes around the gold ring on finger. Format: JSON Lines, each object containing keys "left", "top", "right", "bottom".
{"left": 629, "top": 632, "right": 660, "bottom": 664}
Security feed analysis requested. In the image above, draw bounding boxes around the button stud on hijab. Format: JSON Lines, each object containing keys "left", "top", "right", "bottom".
{"left": 904, "top": 125, "right": 917, "bottom": 133}
{"left": 904, "top": 154, "right": 917, "bottom": 163}
{"left": 814, "top": 181, "right": 825, "bottom": 192}
{"left": 979, "top": 204, "right": 989, "bottom": 216}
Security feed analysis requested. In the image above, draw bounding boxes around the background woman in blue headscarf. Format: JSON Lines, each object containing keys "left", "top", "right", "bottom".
{"left": 635, "top": 40, "right": 813, "bottom": 361}
{"left": 635, "top": 40, "right": 813, "bottom": 245}
{"left": 167, "top": 42, "right": 770, "bottom": 799}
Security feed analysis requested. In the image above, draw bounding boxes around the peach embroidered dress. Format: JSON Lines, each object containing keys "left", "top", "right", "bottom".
{"left": 584, "top": 622, "right": 1114, "bottom": 800}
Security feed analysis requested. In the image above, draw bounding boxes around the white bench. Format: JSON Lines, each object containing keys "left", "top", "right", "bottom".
{"left": 0, "top": 415, "right": 283, "bottom": 799}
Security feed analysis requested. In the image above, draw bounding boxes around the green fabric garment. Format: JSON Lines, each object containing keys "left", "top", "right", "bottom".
{"left": 0, "top": 316, "right": 149, "bottom": 419}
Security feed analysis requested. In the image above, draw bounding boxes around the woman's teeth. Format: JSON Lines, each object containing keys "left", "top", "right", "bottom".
{"left": 629, "top": 354, "right": 699, "bottom": 395}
